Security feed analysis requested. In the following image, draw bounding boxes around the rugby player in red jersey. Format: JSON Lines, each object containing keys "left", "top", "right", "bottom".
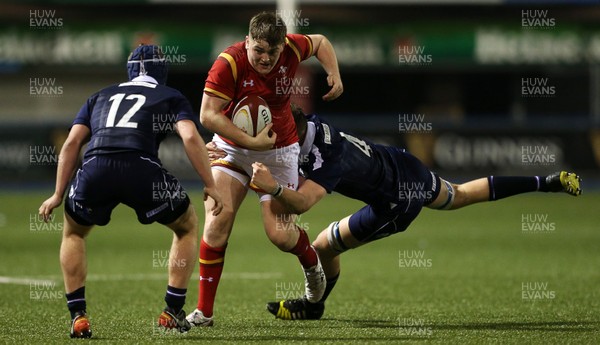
{"left": 186, "top": 11, "right": 343, "bottom": 327}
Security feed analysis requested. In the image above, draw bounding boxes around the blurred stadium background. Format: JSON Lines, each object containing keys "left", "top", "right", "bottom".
{"left": 1, "top": 0, "right": 599, "bottom": 186}
{"left": 1, "top": 1, "right": 599, "bottom": 343}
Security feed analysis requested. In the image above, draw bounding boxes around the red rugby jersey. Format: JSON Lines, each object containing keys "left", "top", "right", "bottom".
{"left": 204, "top": 34, "right": 313, "bottom": 148}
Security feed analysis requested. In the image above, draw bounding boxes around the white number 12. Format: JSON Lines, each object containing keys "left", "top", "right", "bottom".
{"left": 106, "top": 93, "right": 146, "bottom": 128}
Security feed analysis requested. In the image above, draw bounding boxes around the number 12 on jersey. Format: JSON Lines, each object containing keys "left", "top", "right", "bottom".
{"left": 105, "top": 93, "right": 146, "bottom": 128}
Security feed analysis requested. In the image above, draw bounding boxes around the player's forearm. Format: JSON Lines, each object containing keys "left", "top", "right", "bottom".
{"left": 200, "top": 110, "right": 255, "bottom": 148}
{"left": 275, "top": 188, "right": 312, "bottom": 214}
{"left": 313, "top": 35, "right": 341, "bottom": 79}
{"left": 53, "top": 141, "right": 80, "bottom": 198}
{"left": 181, "top": 133, "right": 217, "bottom": 189}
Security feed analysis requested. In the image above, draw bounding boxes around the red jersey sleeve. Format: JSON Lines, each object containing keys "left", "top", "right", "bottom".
{"left": 204, "top": 52, "right": 238, "bottom": 101}
{"left": 285, "top": 34, "right": 313, "bottom": 62}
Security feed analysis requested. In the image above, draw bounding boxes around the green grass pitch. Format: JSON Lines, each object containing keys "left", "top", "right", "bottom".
{"left": 0, "top": 190, "right": 598, "bottom": 344}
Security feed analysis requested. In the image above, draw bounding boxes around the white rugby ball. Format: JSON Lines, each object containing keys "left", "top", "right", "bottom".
{"left": 231, "top": 95, "right": 272, "bottom": 137}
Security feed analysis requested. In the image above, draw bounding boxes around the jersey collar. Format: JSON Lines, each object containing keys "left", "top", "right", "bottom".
{"left": 299, "top": 121, "right": 316, "bottom": 158}
{"left": 131, "top": 75, "right": 159, "bottom": 84}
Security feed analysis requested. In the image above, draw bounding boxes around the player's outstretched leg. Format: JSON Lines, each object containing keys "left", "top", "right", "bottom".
{"left": 430, "top": 170, "right": 582, "bottom": 211}
{"left": 482, "top": 170, "right": 582, "bottom": 202}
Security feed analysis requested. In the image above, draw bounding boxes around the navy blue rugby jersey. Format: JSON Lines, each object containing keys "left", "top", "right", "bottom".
{"left": 73, "top": 77, "right": 199, "bottom": 159}
{"left": 299, "top": 114, "right": 435, "bottom": 206}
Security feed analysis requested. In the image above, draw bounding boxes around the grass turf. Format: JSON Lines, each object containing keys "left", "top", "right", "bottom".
{"left": 0, "top": 190, "right": 598, "bottom": 344}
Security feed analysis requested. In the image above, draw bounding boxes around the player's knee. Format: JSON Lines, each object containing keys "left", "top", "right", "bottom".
{"left": 169, "top": 205, "right": 198, "bottom": 237}
{"left": 267, "top": 228, "right": 293, "bottom": 251}
{"left": 313, "top": 230, "right": 338, "bottom": 260}
{"left": 63, "top": 213, "right": 92, "bottom": 239}
{"left": 325, "top": 222, "right": 351, "bottom": 255}
{"left": 202, "top": 208, "right": 236, "bottom": 246}
{"left": 205, "top": 205, "right": 235, "bottom": 229}
{"left": 313, "top": 231, "right": 328, "bottom": 253}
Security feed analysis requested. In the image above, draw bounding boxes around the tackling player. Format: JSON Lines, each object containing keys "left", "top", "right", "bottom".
{"left": 186, "top": 11, "right": 343, "bottom": 327}
{"left": 248, "top": 106, "right": 582, "bottom": 320}
{"left": 38, "top": 44, "right": 223, "bottom": 337}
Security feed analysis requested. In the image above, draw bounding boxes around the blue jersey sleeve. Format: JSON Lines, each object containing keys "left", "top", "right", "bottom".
{"left": 72, "top": 94, "right": 98, "bottom": 128}
{"left": 172, "top": 92, "right": 201, "bottom": 130}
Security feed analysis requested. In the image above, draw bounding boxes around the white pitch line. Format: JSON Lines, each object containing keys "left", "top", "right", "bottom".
{"left": 0, "top": 272, "right": 282, "bottom": 285}
{"left": 85, "top": 272, "right": 283, "bottom": 281}
{"left": 0, "top": 276, "right": 56, "bottom": 286}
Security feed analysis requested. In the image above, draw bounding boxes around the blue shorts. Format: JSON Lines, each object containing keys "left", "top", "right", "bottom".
{"left": 348, "top": 149, "right": 441, "bottom": 243}
{"left": 65, "top": 152, "right": 190, "bottom": 226}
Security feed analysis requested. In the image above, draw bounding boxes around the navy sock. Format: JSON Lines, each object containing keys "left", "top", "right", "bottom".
{"left": 165, "top": 285, "right": 187, "bottom": 314}
{"left": 66, "top": 286, "right": 86, "bottom": 320}
{"left": 319, "top": 272, "right": 340, "bottom": 303}
{"left": 487, "top": 176, "right": 548, "bottom": 201}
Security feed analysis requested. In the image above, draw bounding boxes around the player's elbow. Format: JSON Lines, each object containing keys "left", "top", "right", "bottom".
{"left": 199, "top": 110, "right": 216, "bottom": 130}
{"left": 61, "top": 130, "right": 88, "bottom": 153}
{"left": 310, "top": 34, "right": 326, "bottom": 47}
{"left": 176, "top": 121, "right": 200, "bottom": 142}
{"left": 60, "top": 139, "right": 80, "bottom": 156}
{"left": 180, "top": 131, "right": 202, "bottom": 149}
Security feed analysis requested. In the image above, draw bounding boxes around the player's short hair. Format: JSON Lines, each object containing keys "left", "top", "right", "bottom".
{"left": 291, "top": 103, "right": 308, "bottom": 142}
{"left": 249, "top": 11, "right": 286, "bottom": 47}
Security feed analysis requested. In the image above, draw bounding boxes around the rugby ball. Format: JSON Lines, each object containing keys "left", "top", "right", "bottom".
{"left": 231, "top": 95, "right": 272, "bottom": 137}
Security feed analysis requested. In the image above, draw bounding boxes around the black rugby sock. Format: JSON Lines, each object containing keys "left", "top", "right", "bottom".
{"left": 165, "top": 285, "right": 187, "bottom": 314}
{"left": 487, "top": 176, "right": 549, "bottom": 201}
{"left": 318, "top": 272, "right": 340, "bottom": 303}
{"left": 66, "top": 286, "right": 87, "bottom": 320}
